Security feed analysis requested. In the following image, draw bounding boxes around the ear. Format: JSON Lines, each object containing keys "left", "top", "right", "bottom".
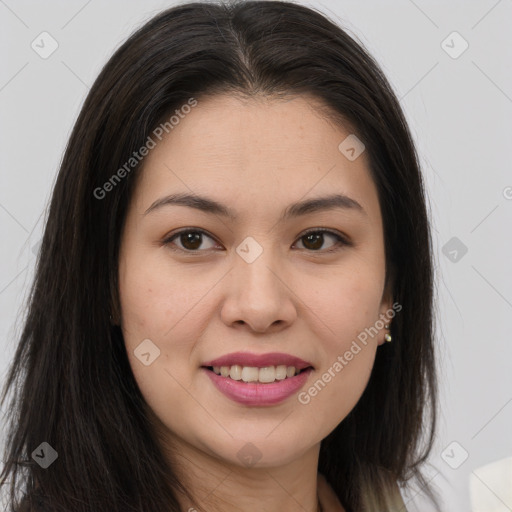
{"left": 379, "top": 277, "right": 393, "bottom": 315}
{"left": 377, "top": 272, "right": 394, "bottom": 346}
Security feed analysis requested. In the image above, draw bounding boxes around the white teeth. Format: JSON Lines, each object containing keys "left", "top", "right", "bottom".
{"left": 211, "top": 364, "right": 303, "bottom": 383}
{"left": 241, "top": 366, "right": 259, "bottom": 382}
{"left": 229, "top": 364, "right": 242, "bottom": 380}
{"left": 275, "top": 365, "right": 287, "bottom": 380}
{"left": 258, "top": 366, "right": 276, "bottom": 383}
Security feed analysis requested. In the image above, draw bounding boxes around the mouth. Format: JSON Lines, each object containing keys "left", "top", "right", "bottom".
{"left": 200, "top": 351, "right": 315, "bottom": 405}
{"left": 201, "top": 351, "right": 314, "bottom": 383}
{"left": 201, "top": 364, "right": 314, "bottom": 406}
{"left": 202, "top": 364, "right": 314, "bottom": 384}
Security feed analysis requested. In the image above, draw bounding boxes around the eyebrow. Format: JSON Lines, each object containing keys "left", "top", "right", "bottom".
{"left": 144, "top": 192, "right": 366, "bottom": 220}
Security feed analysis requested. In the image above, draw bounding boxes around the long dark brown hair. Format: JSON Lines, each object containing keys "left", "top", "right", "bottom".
{"left": 1, "top": 1, "right": 438, "bottom": 510}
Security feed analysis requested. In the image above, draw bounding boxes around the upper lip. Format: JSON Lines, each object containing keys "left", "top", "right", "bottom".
{"left": 202, "top": 351, "right": 313, "bottom": 370}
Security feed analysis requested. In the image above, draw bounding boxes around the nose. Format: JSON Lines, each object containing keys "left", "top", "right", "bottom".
{"left": 220, "top": 246, "right": 297, "bottom": 334}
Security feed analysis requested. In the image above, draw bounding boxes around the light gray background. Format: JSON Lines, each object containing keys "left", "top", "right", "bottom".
{"left": 1, "top": 1, "right": 511, "bottom": 510}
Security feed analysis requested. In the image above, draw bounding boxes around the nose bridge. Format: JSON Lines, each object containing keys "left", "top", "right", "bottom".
{"left": 234, "top": 235, "right": 282, "bottom": 299}
{"left": 220, "top": 234, "right": 296, "bottom": 331}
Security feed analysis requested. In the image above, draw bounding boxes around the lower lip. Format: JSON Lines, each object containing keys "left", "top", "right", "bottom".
{"left": 202, "top": 367, "right": 313, "bottom": 406}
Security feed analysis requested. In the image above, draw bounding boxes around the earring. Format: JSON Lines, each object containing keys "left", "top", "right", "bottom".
{"left": 384, "top": 324, "right": 392, "bottom": 343}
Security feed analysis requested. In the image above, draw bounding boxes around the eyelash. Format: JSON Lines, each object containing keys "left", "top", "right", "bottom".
{"left": 162, "top": 227, "right": 351, "bottom": 255}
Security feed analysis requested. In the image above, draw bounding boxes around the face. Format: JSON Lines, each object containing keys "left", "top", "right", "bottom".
{"left": 118, "top": 94, "right": 392, "bottom": 471}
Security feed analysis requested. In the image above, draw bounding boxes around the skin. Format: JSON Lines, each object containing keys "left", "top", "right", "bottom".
{"left": 118, "top": 93, "right": 393, "bottom": 512}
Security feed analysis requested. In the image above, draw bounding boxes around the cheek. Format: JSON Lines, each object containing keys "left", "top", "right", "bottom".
{"left": 301, "top": 267, "right": 383, "bottom": 348}
{"left": 300, "top": 348, "right": 375, "bottom": 433}
{"left": 119, "top": 264, "right": 199, "bottom": 429}
{"left": 118, "top": 250, "right": 218, "bottom": 400}
{"left": 292, "top": 269, "right": 381, "bottom": 420}
{"left": 118, "top": 249, "right": 211, "bottom": 342}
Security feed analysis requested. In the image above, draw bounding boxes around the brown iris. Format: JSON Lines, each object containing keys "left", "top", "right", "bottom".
{"left": 179, "top": 231, "right": 203, "bottom": 250}
{"left": 301, "top": 232, "right": 324, "bottom": 250}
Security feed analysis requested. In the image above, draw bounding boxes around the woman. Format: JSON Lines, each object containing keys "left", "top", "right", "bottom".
{"left": 0, "top": 1, "right": 438, "bottom": 510}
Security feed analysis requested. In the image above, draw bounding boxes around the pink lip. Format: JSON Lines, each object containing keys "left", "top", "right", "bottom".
{"left": 202, "top": 367, "right": 313, "bottom": 406}
{"left": 202, "top": 351, "right": 313, "bottom": 370}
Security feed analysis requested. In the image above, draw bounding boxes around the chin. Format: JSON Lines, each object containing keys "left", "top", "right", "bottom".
{"left": 203, "top": 434, "right": 315, "bottom": 469}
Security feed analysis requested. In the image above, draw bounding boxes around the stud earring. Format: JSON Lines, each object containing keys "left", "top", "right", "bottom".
{"left": 384, "top": 324, "right": 392, "bottom": 343}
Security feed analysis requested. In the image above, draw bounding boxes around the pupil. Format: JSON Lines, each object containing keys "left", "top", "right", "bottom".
{"left": 182, "top": 232, "right": 201, "bottom": 250}
{"left": 304, "top": 233, "right": 323, "bottom": 250}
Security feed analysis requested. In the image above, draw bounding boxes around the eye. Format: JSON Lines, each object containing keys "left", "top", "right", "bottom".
{"left": 163, "top": 228, "right": 350, "bottom": 254}
{"left": 163, "top": 229, "right": 220, "bottom": 253}
{"left": 293, "top": 228, "right": 350, "bottom": 253}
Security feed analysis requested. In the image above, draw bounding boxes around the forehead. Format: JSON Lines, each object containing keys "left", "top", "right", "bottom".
{"left": 133, "top": 93, "right": 381, "bottom": 224}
